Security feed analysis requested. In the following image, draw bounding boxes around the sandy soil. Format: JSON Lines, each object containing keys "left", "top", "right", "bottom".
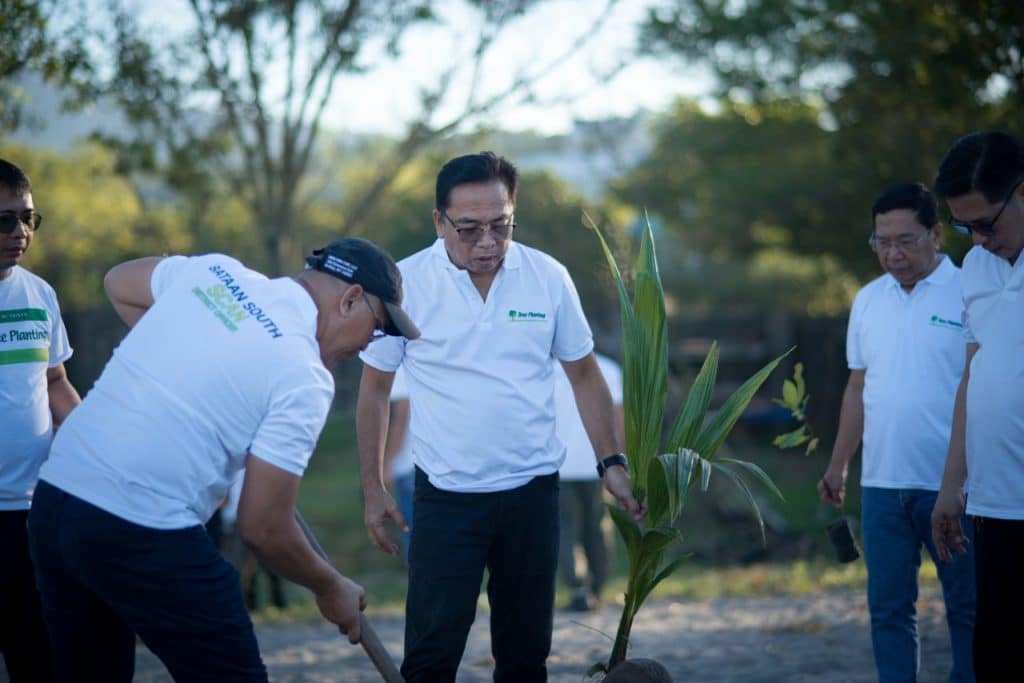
{"left": 121, "top": 584, "right": 955, "bottom": 682}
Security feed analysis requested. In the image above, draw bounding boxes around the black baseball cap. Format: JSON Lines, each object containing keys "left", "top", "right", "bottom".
{"left": 305, "top": 238, "right": 420, "bottom": 340}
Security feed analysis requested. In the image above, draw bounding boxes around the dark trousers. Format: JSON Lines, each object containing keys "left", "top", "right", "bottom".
{"left": 973, "top": 516, "right": 1024, "bottom": 682}
{"left": 0, "top": 509, "right": 53, "bottom": 682}
{"left": 402, "top": 468, "right": 559, "bottom": 683}
{"left": 28, "top": 481, "right": 267, "bottom": 682}
{"left": 557, "top": 479, "right": 608, "bottom": 596}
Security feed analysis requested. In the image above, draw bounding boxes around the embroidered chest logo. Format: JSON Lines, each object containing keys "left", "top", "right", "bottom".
{"left": 929, "top": 314, "right": 963, "bottom": 331}
{"left": 508, "top": 309, "right": 547, "bottom": 323}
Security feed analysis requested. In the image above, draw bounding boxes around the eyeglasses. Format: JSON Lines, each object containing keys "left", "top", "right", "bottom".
{"left": 362, "top": 292, "right": 387, "bottom": 343}
{"left": 868, "top": 230, "right": 932, "bottom": 253}
{"left": 0, "top": 211, "right": 42, "bottom": 234}
{"left": 949, "top": 180, "right": 1022, "bottom": 237}
{"left": 442, "top": 210, "right": 515, "bottom": 244}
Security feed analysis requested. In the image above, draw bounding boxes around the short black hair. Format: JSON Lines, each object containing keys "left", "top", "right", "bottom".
{"left": 871, "top": 182, "right": 938, "bottom": 231}
{"left": 435, "top": 151, "right": 518, "bottom": 210}
{"left": 0, "top": 159, "right": 32, "bottom": 195}
{"left": 934, "top": 131, "right": 1024, "bottom": 203}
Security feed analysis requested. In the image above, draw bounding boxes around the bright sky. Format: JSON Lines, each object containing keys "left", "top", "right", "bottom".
{"left": 318, "top": 0, "right": 713, "bottom": 136}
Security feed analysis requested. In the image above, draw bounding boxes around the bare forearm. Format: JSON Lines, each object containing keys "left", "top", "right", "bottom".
{"left": 104, "top": 256, "right": 160, "bottom": 328}
{"left": 111, "top": 302, "right": 150, "bottom": 329}
{"left": 830, "top": 380, "right": 864, "bottom": 468}
{"left": 576, "top": 377, "right": 620, "bottom": 460}
{"left": 939, "top": 376, "right": 970, "bottom": 494}
{"left": 357, "top": 375, "right": 392, "bottom": 492}
{"left": 241, "top": 516, "right": 341, "bottom": 595}
{"left": 382, "top": 400, "right": 409, "bottom": 479}
{"left": 47, "top": 375, "right": 81, "bottom": 426}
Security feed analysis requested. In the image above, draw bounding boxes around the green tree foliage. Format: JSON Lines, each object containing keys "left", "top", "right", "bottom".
{"left": 0, "top": 142, "right": 193, "bottom": 307}
{"left": 612, "top": 99, "right": 863, "bottom": 314}
{"left": 629, "top": 0, "right": 1019, "bottom": 306}
{"left": 67, "top": 0, "right": 444, "bottom": 274}
{"left": 0, "top": 0, "right": 90, "bottom": 134}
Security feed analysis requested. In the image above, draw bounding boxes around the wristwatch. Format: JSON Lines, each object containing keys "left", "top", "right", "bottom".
{"left": 596, "top": 453, "right": 629, "bottom": 478}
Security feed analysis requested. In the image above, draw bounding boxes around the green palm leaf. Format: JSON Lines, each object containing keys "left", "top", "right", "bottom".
{"left": 692, "top": 349, "right": 792, "bottom": 460}
{"left": 710, "top": 461, "right": 769, "bottom": 544}
{"left": 666, "top": 343, "right": 719, "bottom": 451}
{"left": 718, "top": 457, "right": 786, "bottom": 502}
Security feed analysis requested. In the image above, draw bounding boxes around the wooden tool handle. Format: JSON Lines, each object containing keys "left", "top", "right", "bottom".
{"left": 295, "top": 511, "right": 404, "bottom": 682}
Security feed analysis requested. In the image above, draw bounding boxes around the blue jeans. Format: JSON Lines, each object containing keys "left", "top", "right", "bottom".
{"left": 862, "top": 487, "right": 976, "bottom": 683}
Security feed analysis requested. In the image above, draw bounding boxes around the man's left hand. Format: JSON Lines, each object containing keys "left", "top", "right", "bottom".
{"left": 603, "top": 465, "right": 646, "bottom": 522}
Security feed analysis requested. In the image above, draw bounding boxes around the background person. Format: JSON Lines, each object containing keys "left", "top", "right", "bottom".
{"left": 819, "top": 182, "right": 975, "bottom": 682}
{"left": 0, "top": 158, "right": 80, "bottom": 682}
{"left": 555, "top": 351, "right": 623, "bottom": 612}
{"left": 356, "top": 151, "right": 643, "bottom": 683}
{"left": 931, "top": 130, "right": 1024, "bottom": 681}
{"left": 28, "top": 238, "right": 418, "bottom": 681}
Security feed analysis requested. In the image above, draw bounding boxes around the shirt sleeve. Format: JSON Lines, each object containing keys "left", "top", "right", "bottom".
{"left": 359, "top": 334, "right": 405, "bottom": 372}
{"left": 150, "top": 255, "right": 192, "bottom": 301}
{"left": 47, "top": 288, "right": 73, "bottom": 368}
{"left": 551, "top": 265, "right": 594, "bottom": 362}
{"left": 846, "top": 291, "right": 866, "bottom": 370}
{"left": 249, "top": 378, "right": 334, "bottom": 476}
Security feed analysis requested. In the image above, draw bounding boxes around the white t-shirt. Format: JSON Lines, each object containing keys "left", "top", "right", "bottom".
{"left": 0, "top": 267, "right": 73, "bottom": 510}
{"left": 360, "top": 239, "right": 594, "bottom": 493}
{"left": 960, "top": 246, "right": 1024, "bottom": 519}
{"left": 556, "top": 353, "right": 623, "bottom": 481}
{"left": 847, "top": 256, "right": 964, "bottom": 490}
{"left": 40, "top": 254, "right": 334, "bottom": 529}
{"left": 388, "top": 366, "right": 414, "bottom": 479}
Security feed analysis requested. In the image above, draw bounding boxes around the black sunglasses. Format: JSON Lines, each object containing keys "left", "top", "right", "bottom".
{"left": 949, "top": 180, "right": 1021, "bottom": 237}
{"left": 0, "top": 211, "right": 43, "bottom": 234}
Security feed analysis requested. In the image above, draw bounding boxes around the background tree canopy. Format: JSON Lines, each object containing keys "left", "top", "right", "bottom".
{"left": 630, "top": 0, "right": 1019, "bottom": 311}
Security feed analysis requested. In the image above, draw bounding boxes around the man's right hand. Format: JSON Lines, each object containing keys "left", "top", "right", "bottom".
{"left": 931, "top": 486, "right": 968, "bottom": 563}
{"left": 363, "top": 487, "right": 407, "bottom": 556}
{"left": 817, "top": 464, "right": 847, "bottom": 508}
{"left": 314, "top": 573, "right": 366, "bottom": 644}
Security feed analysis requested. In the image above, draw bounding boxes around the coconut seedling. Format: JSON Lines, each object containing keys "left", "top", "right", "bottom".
{"left": 585, "top": 213, "right": 789, "bottom": 676}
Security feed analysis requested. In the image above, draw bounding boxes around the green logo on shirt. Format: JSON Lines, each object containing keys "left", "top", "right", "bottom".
{"left": 193, "top": 286, "right": 246, "bottom": 331}
{"left": 930, "top": 314, "right": 963, "bottom": 330}
{"left": 0, "top": 308, "right": 48, "bottom": 323}
{"left": 0, "top": 347, "right": 49, "bottom": 365}
{"left": 508, "top": 309, "right": 547, "bottom": 322}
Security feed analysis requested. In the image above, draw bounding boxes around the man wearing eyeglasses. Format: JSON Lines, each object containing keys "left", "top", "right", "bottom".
{"left": 0, "top": 158, "right": 81, "bottom": 682}
{"left": 818, "top": 182, "right": 975, "bottom": 683}
{"left": 28, "top": 237, "right": 419, "bottom": 681}
{"left": 356, "top": 151, "right": 643, "bottom": 683}
{"left": 931, "top": 130, "right": 1024, "bottom": 681}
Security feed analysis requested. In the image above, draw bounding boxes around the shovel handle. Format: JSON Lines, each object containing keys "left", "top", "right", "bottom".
{"left": 294, "top": 510, "right": 404, "bottom": 683}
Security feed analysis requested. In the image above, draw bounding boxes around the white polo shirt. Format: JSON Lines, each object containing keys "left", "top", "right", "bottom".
{"left": 556, "top": 353, "right": 623, "bottom": 481}
{"left": 960, "top": 245, "right": 1024, "bottom": 520}
{"left": 40, "top": 254, "right": 334, "bottom": 529}
{"left": 360, "top": 239, "right": 594, "bottom": 493}
{"left": 847, "top": 256, "right": 965, "bottom": 490}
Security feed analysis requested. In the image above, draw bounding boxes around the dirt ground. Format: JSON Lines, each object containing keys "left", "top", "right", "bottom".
{"left": 121, "top": 584, "right": 956, "bottom": 682}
